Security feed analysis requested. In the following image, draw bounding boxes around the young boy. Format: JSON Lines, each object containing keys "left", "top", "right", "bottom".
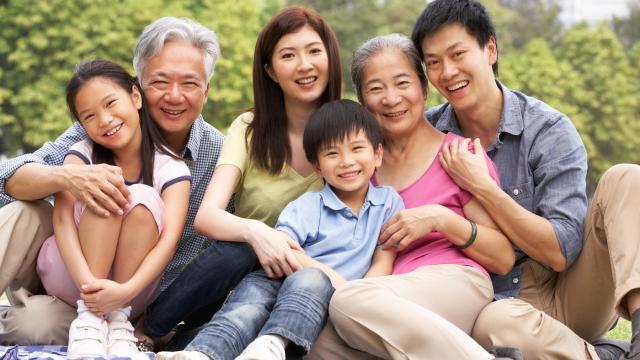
{"left": 156, "top": 99, "right": 403, "bottom": 360}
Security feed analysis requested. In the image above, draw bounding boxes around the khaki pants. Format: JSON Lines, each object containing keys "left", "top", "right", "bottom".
{"left": 308, "top": 264, "right": 494, "bottom": 359}
{"left": 0, "top": 201, "right": 75, "bottom": 345}
{"left": 472, "top": 164, "right": 640, "bottom": 360}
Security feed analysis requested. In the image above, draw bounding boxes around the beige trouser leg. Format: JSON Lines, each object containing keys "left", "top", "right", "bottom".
{"left": 473, "top": 164, "right": 640, "bottom": 360}
{"left": 0, "top": 200, "right": 53, "bottom": 295}
{"left": 307, "top": 319, "right": 378, "bottom": 360}
{"left": 327, "top": 264, "right": 493, "bottom": 360}
{"left": 0, "top": 200, "right": 76, "bottom": 345}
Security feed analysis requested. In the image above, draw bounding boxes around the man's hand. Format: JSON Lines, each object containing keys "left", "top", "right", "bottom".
{"left": 378, "top": 205, "right": 447, "bottom": 251}
{"left": 62, "top": 164, "right": 130, "bottom": 217}
{"left": 80, "top": 279, "right": 134, "bottom": 315}
{"left": 439, "top": 138, "right": 491, "bottom": 193}
{"left": 248, "top": 222, "right": 303, "bottom": 278}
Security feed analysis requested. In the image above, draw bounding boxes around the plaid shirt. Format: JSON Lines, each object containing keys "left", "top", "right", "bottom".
{"left": 0, "top": 115, "right": 227, "bottom": 291}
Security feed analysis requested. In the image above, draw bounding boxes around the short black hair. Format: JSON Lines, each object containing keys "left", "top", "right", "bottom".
{"left": 411, "top": 0, "right": 498, "bottom": 75}
{"left": 303, "top": 99, "right": 383, "bottom": 165}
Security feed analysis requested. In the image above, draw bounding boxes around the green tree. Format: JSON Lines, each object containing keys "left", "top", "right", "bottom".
{"left": 612, "top": 0, "right": 640, "bottom": 49}
{"left": 498, "top": 0, "right": 564, "bottom": 50}
{"left": 184, "top": 0, "right": 262, "bottom": 129}
{"left": 0, "top": 0, "right": 158, "bottom": 153}
{"left": 557, "top": 25, "right": 640, "bottom": 182}
{"left": 499, "top": 39, "right": 600, "bottom": 185}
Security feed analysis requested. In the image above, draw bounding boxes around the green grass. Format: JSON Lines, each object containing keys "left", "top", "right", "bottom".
{"left": 607, "top": 318, "right": 631, "bottom": 340}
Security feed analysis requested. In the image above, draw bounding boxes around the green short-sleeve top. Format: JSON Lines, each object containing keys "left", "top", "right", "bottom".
{"left": 217, "top": 112, "right": 323, "bottom": 227}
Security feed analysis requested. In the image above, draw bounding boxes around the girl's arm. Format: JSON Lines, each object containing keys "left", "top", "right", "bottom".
{"left": 194, "top": 164, "right": 302, "bottom": 278}
{"left": 53, "top": 155, "right": 99, "bottom": 289}
{"left": 364, "top": 248, "right": 395, "bottom": 278}
{"left": 82, "top": 180, "right": 190, "bottom": 312}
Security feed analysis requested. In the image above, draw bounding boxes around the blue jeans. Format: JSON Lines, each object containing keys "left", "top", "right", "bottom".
{"left": 143, "top": 241, "right": 258, "bottom": 339}
{"left": 185, "top": 268, "right": 334, "bottom": 360}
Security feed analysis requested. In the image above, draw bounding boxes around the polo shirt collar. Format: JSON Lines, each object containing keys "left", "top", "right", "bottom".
{"left": 319, "top": 182, "right": 385, "bottom": 211}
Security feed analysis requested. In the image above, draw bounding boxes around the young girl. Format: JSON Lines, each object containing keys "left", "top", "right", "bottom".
{"left": 36, "top": 60, "right": 191, "bottom": 359}
{"left": 152, "top": 5, "right": 342, "bottom": 360}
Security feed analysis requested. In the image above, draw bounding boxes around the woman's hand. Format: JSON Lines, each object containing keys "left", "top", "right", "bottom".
{"left": 80, "top": 279, "right": 135, "bottom": 315}
{"left": 378, "top": 205, "right": 449, "bottom": 251}
{"left": 439, "top": 138, "right": 491, "bottom": 192}
{"left": 248, "top": 221, "right": 303, "bottom": 278}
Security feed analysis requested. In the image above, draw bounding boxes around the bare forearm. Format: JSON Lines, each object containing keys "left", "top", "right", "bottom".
{"left": 471, "top": 181, "right": 565, "bottom": 271}
{"left": 125, "top": 233, "right": 178, "bottom": 298}
{"left": 439, "top": 211, "right": 515, "bottom": 275}
{"left": 365, "top": 249, "right": 395, "bottom": 278}
{"left": 6, "top": 163, "right": 66, "bottom": 200}
{"left": 194, "top": 206, "right": 261, "bottom": 244}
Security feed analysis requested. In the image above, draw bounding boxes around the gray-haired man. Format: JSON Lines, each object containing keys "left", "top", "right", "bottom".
{"left": 0, "top": 17, "right": 257, "bottom": 347}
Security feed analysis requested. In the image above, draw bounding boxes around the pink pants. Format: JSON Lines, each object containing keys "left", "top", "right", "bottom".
{"left": 36, "top": 184, "right": 165, "bottom": 317}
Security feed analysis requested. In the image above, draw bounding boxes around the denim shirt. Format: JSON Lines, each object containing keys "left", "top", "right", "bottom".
{"left": 426, "top": 82, "right": 588, "bottom": 299}
{"left": 0, "top": 116, "right": 227, "bottom": 291}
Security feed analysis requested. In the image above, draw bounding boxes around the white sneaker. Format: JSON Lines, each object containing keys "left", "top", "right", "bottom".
{"left": 155, "top": 350, "right": 210, "bottom": 360}
{"left": 107, "top": 318, "right": 143, "bottom": 358}
{"left": 235, "top": 335, "right": 287, "bottom": 360}
{"left": 67, "top": 315, "right": 109, "bottom": 359}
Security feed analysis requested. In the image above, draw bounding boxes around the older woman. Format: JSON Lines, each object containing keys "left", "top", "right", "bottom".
{"left": 308, "top": 34, "right": 517, "bottom": 359}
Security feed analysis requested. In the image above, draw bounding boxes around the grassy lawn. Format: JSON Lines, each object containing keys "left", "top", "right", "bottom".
{"left": 607, "top": 318, "right": 632, "bottom": 341}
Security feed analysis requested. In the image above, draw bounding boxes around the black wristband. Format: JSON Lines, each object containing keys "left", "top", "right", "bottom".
{"left": 456, "top": 219, "right": 477, "bottom": 250}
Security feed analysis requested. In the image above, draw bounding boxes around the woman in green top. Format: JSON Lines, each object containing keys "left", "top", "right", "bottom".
{"left": 194, "top": 5, "right": 341, "bottom": 278}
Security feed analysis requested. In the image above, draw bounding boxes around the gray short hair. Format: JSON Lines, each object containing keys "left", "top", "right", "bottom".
{"left": 351, "top": 33, "right": 427, "bottom": 102}
{"left": 133, "top": 17, "right": 220, "bottom": 83}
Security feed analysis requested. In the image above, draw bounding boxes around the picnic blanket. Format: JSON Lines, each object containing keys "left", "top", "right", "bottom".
{"left": 0, "top": 345, "right": 154, "bottom": 359}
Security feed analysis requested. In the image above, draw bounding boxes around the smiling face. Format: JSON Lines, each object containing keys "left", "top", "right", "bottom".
{"left": 361, "top": 48, "right": 427, "bottom": 138}
{"left": 315, "top": 130, "right": 382, "bottom": 203}
{"left": 421, "top": 23, "right": 497, "bottom": 114}
{"left": 141, "top": 40, "right": 209, "bottom": 148}
{"left": 75, "top": 77, "right": 143, "bottom": 153}
{"left": 266, "top": 25, "right": 329, "bottom": 110}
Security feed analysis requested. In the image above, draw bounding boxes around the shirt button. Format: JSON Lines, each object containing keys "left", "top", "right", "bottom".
{"left": 513, "top": 188, "right": 520, "bottom": 196}
{"left": 512, "top": 277, "right": 519, "bottom": 284}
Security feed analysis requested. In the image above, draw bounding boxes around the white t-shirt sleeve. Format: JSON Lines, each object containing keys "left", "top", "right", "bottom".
{"left": 153, "top": 150, "right": 191, "bottom": 194}
{"left": 66, "top": 139, "right": 93, "bottom": 164}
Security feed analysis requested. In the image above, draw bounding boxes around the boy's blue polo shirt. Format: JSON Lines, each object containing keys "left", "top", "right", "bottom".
{"left": 276, "top": 182, "right": 404, "bottom": 281}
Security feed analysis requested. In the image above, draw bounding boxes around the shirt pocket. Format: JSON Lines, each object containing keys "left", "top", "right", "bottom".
{"left": 507, "top": 181, "right": 534, "bottom": 212}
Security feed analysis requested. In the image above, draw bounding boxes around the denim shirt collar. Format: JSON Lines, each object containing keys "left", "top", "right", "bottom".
{"left": 432, "top": 82, "right": 524, "bottom": 150}
{"left": 182, "top": 115, "right": 205, "bottom": 161}
{"left": 319, "top": 182, "right": 384, "bottom": 212}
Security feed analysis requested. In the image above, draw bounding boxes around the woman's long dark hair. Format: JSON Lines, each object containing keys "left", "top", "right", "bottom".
{"left": 248, "top": 5, "right": 342, "bottom": 174}
{"left": 66, "top": 59, "right": 182, "bottom": 186}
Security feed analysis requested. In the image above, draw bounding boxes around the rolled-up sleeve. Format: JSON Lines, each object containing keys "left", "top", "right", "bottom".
{"left": 530, "top": 115, "right": 588, "bottom": 268}
{"left": 0, "top": 123, "right": 87, "bottom": 205}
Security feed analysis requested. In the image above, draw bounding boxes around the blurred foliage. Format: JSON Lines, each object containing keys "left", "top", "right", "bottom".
{"left": 1, "top": 0, "right": 639, "bottom": 187}
{"left": 612, "top": 0, "right": 640, "bottom": 49}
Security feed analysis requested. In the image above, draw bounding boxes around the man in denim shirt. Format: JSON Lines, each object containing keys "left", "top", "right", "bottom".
{"left": 414, "top": 0, "right": 640, "bottom": 359}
